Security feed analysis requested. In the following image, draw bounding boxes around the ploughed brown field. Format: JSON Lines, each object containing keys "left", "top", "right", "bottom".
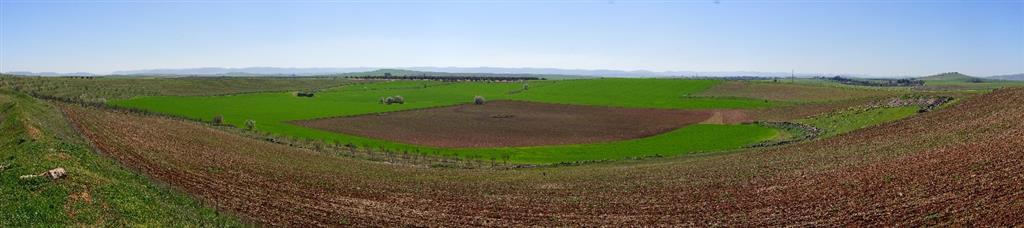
{"left": 60, "top": 88, "right": 1024, "bottom": 226}
{"left": 291, "top": 100, "right": 723, "bottom": 148}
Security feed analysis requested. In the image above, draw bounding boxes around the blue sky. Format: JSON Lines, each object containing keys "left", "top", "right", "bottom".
{"left": 1, "top": 0, "right": 1022, "bottom": 76}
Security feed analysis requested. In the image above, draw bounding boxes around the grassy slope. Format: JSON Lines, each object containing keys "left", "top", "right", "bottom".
{"left": 918, "top": 80, "right": 1024, "bottom": 91}
{"left": 799, "top": 106, "right": 921, "bottom": 137}
{"left": 111, "top": 79, "right": 781, "bottom": 164}
{"left": 514, "top": 79, "right": 777, "bottom": 108}
{"left": 454, "top": 124, "right": 777, "bottom": 164}
{"left": 781, "top": 78, "right": 915, "bottom": 91}
{"left": 778, "top": 77, "right": 1023, "bottom": 93}
{"left": 0, "top": 91, "right": 241, "bottom": 226}
{"left": 695, "top": 80, "right": 902, "bottom": 102}
{"left": 912, "top": 72, "right": 1024, "bottom": 91}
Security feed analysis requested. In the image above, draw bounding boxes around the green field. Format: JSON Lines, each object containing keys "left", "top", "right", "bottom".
{"left": 111, "top": 78, "right": 783, "bottom": 164}
{"left": 696, "top": 80, "right": 903, "bottom": 102}
{"left": 515, "top": 79, "right": 777, "bottom": 108}
{"left": 799, "top": 106, "right": 921, "bottom": 137}
{"left": 449, "top": 124, "right": 776, "bottom": 164}
{"left": 0, "top": 91, "right": 240, "bottom": 226}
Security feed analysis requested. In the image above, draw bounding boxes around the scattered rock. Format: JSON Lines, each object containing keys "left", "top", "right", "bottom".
{"left": 42, "top": 168, "right": 67, "bottom": 180}
{"left": 19, "top": 167, "right": 66, "bottom": 180}
{"left": 871, "top": 96, "right": 954, "bottom": 112}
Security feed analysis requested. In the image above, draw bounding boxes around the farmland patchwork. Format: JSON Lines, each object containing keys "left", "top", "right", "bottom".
{"left": 111, "top": 79, "right": 785, "bottom": 164}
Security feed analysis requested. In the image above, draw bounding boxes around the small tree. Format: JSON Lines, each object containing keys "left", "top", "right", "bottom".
{"left": 473, "top": 95, "right": 486, "bottom": 105}
{"left": 522, "top": 83, "right": 529, "bottom": 90}
{"left": 245, "top": 119, "right": 256, "bottom": 130}
{"left": 211, "top": 115, "right": 224, "bottom": 125}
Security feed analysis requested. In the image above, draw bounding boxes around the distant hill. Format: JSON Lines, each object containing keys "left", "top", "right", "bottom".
{"left": 112, "top": 67, "right": 378, "bottom": 76}
{"left": 919, "top": 72, "right": 984, "bottom": 82}
{"left": 989, "top": 73, "right": 1024, "bottom": 81}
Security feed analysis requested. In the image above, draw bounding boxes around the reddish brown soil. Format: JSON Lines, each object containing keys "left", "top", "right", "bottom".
{"left": 699, "top": 109, "right": 753, "bottom": 124}
{"left": 60, "top": 88, "right": 1024, "bottom": 226}
{"left": 291, "top": 101, "right": 716, "bottom": 148}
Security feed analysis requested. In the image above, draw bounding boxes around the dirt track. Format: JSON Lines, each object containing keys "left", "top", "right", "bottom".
{"left": 291, "top": 101, "right": 720, "bottom": 148}
{"left": 61, "top": 88, "right": 1024, "bottom": 226}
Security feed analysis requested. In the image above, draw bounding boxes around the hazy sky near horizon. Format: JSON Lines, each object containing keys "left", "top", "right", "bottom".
{"left": 1, "top": 0, "right": 1022, "bottom": 76}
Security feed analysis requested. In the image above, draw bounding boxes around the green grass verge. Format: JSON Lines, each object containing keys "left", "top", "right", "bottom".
{"left": 0, "top": 91, "right": 242, "bottom": 226}
{"left": 448, "top": 124, "right": 778, "bottom": 164}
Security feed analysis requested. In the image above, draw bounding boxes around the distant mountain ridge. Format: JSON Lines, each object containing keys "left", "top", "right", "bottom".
{"left": 989, "top": 73, "right": 1024, "bottom": 81}
{"left": 3, "top": 71, "right": 96, "bottom": 76}
{"left": 112, "top": 67, "right": 379, "bottom": 76}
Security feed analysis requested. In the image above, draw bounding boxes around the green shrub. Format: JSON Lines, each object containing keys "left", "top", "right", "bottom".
{"left": 245, "top": 119, "right": 256, "bottom": 130}
{"left": 383, "top": 95, "right": 405, "bottom": 105}
{"left": 473, "top": 95, "right": 486, "bottom": 105}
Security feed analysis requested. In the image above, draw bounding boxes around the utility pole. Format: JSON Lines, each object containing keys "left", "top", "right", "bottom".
{"left": 791, "top": 69, "right": 795, "bottom": 83}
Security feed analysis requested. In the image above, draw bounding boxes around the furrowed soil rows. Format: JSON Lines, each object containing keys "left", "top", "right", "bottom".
{"left": 61, "top": 88, "right": 1024, "bottom": 226}
{"left": 291, "top": 101, "right": 716, "bottom": 148}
